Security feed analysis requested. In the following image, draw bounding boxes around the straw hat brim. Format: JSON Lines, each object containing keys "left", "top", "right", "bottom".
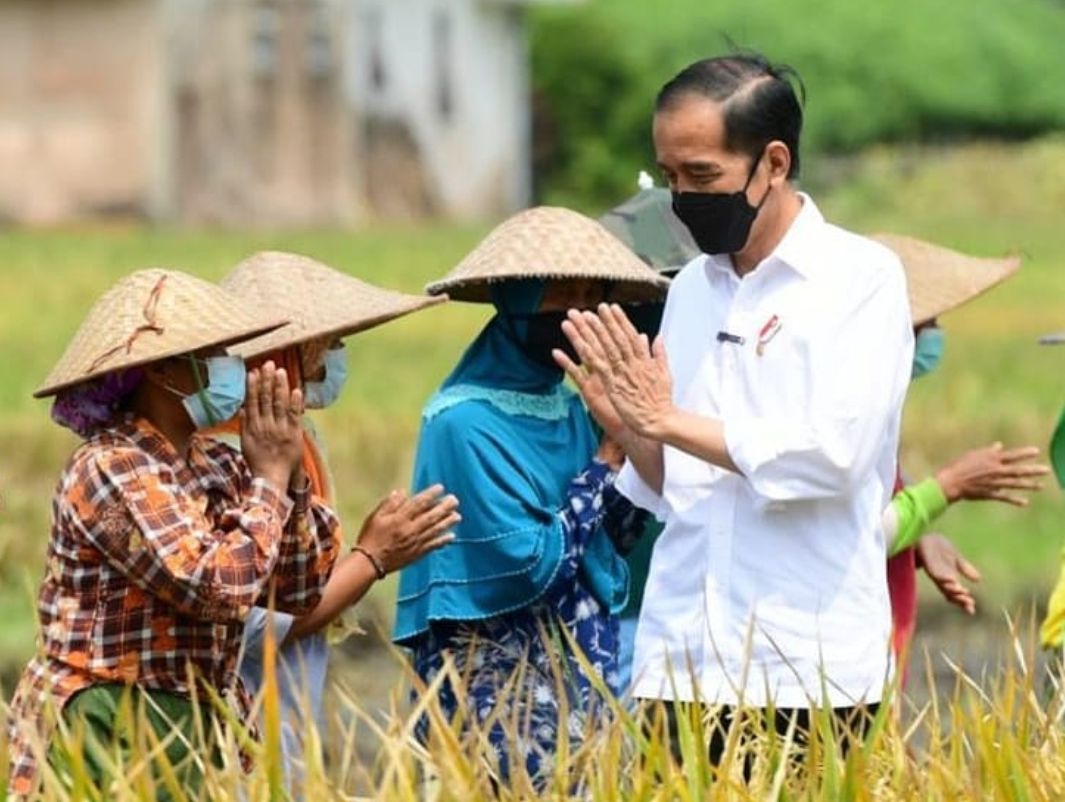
{"left": 35, "top": 269, "right": 286, "bottom": 398}
{"left": 871, "top": 233, "right": 1020, "bottom": 326}
{"left": 220, "top": 251, "right": 447, "bottom": 360}
{"left": 426, "top": 206, "right": 670, "bottom": 304}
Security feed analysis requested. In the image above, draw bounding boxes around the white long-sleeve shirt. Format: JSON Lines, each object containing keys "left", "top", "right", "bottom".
{"left": 618, "top": 195, "right": 913, "bottom": 708}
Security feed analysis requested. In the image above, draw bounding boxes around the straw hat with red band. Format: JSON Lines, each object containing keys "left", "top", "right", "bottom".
{"left": 872, "top": 233, "right": 1021, "bottom": 327}
{"left": 35, "top": 268, "right": 287, "bottom": 398}
{"left": 220, "top": 251, "right": 446, "bottom": 366}
{"left": 425, "top": 206, "right": 670, "bottom": 303}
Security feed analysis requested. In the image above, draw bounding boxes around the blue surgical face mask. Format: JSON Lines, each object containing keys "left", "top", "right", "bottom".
{"left": 911, "top": 326, "right": 945, "bottom": 379}
{"left": 304, "top": 345, "right": 349, "bottom": 409}
{"left": 181, "top": 355, "right": 247, "bottom": 428}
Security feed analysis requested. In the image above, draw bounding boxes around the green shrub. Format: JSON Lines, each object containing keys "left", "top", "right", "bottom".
{"left": 531, "top": 0, "right": 1065, "bottom": 206}
{"left": 530, "top": 12, "right": 653, "bottom": 209}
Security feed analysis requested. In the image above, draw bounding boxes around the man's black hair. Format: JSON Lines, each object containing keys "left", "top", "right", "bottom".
{"left": 656, "top": 53, "right": 806, "bottom": 179}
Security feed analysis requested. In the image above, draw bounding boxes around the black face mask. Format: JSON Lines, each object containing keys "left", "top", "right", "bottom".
{"left": 624, "top": 302, "right": 666, "bottom": 339}
{"left": 507, "top": 311, "right": 577, "bottom": 370}
{"left": 671, "top": 151, "right": 772, "bottom": 255}
{"left": 508, "top": 304, "right": 665, "bottom": 370}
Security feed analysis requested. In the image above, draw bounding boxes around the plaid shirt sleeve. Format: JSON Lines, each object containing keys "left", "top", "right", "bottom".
{"left": 265, "top": 479, "right": 340, "bottom": 615}
{"left": 70, "top": 445, "right": 295, "bottom": 622}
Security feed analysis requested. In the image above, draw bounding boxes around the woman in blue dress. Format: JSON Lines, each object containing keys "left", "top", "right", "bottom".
{"left": 393, "top": 207, "right": 667, "bottom": 785}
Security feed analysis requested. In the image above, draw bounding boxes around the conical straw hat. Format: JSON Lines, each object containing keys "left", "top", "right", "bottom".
{"left": 220, "top": 251, "right": 447, "bottom": 360}
{"left": 872, "top": 233, "right": 1020, "bottom": 327}
{"left": 426, "top": 206, "right": 670, "bottom": 303}
{"left": 35, "top": 268, "right": 286, "bottom": 398}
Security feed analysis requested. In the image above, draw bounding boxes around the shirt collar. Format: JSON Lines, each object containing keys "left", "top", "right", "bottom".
{"left": 129, "top": 415, "right": 190, "bottom": 463}
{"left": 703, "top": 192, "right": 825, "bottom": 280}
{"left": 772, "top": 192, "right": 824, "bottom": 278}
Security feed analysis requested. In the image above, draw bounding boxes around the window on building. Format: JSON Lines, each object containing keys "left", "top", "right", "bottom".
{"left": 252, "top": 5, "right": 281, "bottom": 79}
{"left": 306, "top": 2, "right": 334, "bottom": 80}
{"left": 432, "top": 8, "right": 453, "bottom": 122}
{"left": 367, "top": 6, "right": 386, "bottom": 93}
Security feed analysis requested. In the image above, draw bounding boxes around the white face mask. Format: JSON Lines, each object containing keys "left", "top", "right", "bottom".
{"left": 164, "top": 355, "right": 247, "bottom": 428}
{"left": 303, "top": 345, "right": 349, "bottom": 409}
{"left": 911, "top": 325, "right": 945, "bottom": 379}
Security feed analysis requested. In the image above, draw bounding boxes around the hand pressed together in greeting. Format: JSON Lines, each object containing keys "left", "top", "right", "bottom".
{"left": 240, "top": 361, "right": 306, "bottom": 491}
{"left": 555, "top": 303, "right": 675, "bottom": 439}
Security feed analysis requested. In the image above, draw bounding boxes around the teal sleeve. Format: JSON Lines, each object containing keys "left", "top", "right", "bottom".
{"left": 888, "top": 477, "right": 950, "bottom": 556}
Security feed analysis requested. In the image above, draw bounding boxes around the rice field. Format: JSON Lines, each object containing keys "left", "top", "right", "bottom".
{"left": 6, "top": 623, "right": 1065, "bottom": 800}
{"left": 3, "top": 138, "right": 1065, "bottom": 798}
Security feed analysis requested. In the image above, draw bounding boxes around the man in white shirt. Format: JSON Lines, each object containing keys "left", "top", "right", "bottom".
{"left": 556, "top": 54, "right": 914, "bottom": 758}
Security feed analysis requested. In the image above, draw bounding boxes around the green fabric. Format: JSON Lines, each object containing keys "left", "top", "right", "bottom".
{"left": 621, "top": 518, "right": 665, "bottom": 618}
{"left": 888, "top": 477, "right": 950, "bottom": 556}
{"left": 48, "top": 684, "right": 220, "bottom": 801}
{"left": 1050, "top": 403, "right": 1065, "bottom": 488}
{"left": 1041, "top": 406, "right": 1065, "bottom": 646}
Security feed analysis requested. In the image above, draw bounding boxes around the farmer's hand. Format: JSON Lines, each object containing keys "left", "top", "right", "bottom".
{"left": 553, "top": 347, "right": 626, "bottom": 440}
{"left": 356, "top": 485, "right": 460, "bottom": 574}
{"left": 561, "top": 304, "right": 674, "bottom": 440}
{"left": 935, "top": 442, "right": 1049, "bottom": 506}
{"left": 241, "top": 361, "right": 305, "bottom": 491}
{"left": 916, "top": 533, "right": 981, "bottom": 615}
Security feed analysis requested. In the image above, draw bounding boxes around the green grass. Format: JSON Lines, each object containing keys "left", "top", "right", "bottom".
{"left": 2, "top": 137, "right": 1065, "bottom": 685}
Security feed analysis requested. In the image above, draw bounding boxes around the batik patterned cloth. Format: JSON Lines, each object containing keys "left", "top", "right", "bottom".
{"left": 411, "top": 460, "right": 646, "bottom": 782}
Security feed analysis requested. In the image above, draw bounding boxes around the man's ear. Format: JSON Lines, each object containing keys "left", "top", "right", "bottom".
{"left": 765, "top": 140, "right": 792, "bottom": 185}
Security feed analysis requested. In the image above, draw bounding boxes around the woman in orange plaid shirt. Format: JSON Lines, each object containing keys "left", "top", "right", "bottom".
{"left": 6, "top": 269, "right": 339, "bottom": 799}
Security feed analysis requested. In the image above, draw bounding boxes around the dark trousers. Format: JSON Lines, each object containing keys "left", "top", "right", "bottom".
{"left": 642, "top": 700, "right": 879, "bottom": 775}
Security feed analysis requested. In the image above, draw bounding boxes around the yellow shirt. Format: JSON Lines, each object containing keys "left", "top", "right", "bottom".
{"left": 1041, "top": 557, "right": 1065, "bottom": 648}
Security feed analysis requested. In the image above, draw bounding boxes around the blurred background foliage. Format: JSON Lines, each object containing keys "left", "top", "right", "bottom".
{"left": 530, "top": 0, "right": 1065, "bottom": 207}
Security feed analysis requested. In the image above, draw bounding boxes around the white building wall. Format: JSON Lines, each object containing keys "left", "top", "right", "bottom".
{"left": 0, "top": 0, "right": 165, "bottom": 224}
{"left": 0, "top": 0, "right": 549, "bottom": 224}
{"left": 348, "top": 0, "right": 532, "bottom": 218}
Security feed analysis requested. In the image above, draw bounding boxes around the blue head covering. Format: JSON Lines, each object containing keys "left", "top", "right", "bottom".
{"left": 393, "top": 279, "right": 628, "bottom": 644}
{"left": 446, "top": 278, "right": 556, "bottom": 391}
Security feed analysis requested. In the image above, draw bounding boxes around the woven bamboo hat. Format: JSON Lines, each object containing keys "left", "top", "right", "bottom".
{"left": 426, "top": 206, "right": 670, "bottom": 303}
{"left": 35, "top": 269, "right": 285, "bottom": 398}
{"left": 221, "top": 251, "right": 446, "bottom": 360}
{"left": 872, "top": 233, "right": 1021, "bottom": 326}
